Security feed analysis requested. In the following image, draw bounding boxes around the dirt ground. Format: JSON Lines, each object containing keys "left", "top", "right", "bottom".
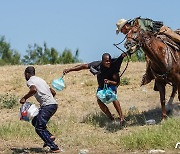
{"left": 0, "top": 63, "right": 179, "bottom": 154}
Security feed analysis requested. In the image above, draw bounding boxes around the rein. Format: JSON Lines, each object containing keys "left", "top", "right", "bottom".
{"left": 113, "top": 41, "right": 130, "bottom": 77}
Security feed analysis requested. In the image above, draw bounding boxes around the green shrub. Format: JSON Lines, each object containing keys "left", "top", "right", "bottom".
{"left": 0, "top": 93, "right": 18, "bottom": 109}
{"left": 120, "top": 77, "right": 130, "bottom": 86}
{"left": 123, "top": 49, "right": 145, "bottom": 62}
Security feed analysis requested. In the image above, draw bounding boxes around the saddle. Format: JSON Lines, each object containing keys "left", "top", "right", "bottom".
{"left": 158, "top": 26, "right": 180, "bottom": 51}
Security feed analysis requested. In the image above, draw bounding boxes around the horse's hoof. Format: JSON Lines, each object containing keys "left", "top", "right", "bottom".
{"left": 160, "top": 119, "right": 166, "bottom": 124}
{"left": 161, "top": 115, "right": 169, "bottom": 123}
{"left": 165, "top": 104, "right": 173, "bottom": 112}
{"left": 166, "top": 109, "right": 172, "bottom": 115}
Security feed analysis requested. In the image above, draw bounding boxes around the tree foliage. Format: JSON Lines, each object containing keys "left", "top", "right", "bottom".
{"left": 21, "top": 42, "right": 81, "bottom": 65}
{"left": 0, "top": 36, "right": 21, "bottom": 65}
{"left": 0, "top": 33, "right": 148, "bottom": 65}
{"left": 123, "top": 49, "right": 145, "bottom": 62}
{"left": 0, "top": 35, "right": 81, "bottom": 65}
{"left": 59, "top": 49, "right": 80, "bottom": 64}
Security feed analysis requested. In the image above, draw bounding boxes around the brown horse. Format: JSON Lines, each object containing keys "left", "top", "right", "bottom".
{"left": 125, "top": 23, "right": 180, "bottom": 120}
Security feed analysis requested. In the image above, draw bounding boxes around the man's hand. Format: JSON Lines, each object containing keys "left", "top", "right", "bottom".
{"left": 63, "top": 69, "right": 70, "bottom": 75}
{"left": 105, "top": 76, "right": 119, "bottom": 86}
{"left": 20, "top": 97, "right": 26, "bottom": 104}
{"left": 104, "top": 79, "right": 110, "bottom": 84}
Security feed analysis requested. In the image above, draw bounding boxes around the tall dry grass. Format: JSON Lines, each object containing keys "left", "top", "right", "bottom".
{"left": 0, "top": 62, "right": 179, "bottom": 153}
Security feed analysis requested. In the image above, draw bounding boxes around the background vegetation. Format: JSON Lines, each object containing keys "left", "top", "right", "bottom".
{"left": 0, "top": 36, "right": 81, "bottom": 65}
{"left": 0, "top": 35, "right": 145, "bottom": 66}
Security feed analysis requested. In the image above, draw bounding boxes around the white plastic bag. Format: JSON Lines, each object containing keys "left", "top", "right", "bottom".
{"left": 20, "top": 102, "right": 39, "bottom": 122}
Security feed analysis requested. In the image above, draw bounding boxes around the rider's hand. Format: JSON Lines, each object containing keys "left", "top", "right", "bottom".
{"left": 122, "top": 53, "right": 127, "bottom": 58}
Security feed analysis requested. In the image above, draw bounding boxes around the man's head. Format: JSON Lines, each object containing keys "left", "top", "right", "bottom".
{"left": 102, "top": 53, "right": 111, "bottom": 68}
{"left": 116, "top": 18, "right": 131, "bottom": 35}
{"left": 24, "top": 66, "right": 35, "bottom": 81}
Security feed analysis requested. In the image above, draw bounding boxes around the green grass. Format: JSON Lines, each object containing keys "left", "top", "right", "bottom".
{"left": 0, "top": 112, "right": 179, "bottom": 151}
{"left": 120, "top": 117, "right": 180, "bottom": 150}
{"left": 0, "top": 122, "right": 35, "bottom": 139}
{"left": 0, "top": 120, "right": 60, "bottom": 139}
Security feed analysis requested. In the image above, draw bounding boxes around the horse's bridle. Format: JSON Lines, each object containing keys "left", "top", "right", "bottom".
{"left": 124, "top": 28, "right": 145, "bottom": 55}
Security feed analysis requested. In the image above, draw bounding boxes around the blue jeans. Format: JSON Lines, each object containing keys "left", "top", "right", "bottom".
{"left": 32, "top": 104, "right": 59, "bottom": 150}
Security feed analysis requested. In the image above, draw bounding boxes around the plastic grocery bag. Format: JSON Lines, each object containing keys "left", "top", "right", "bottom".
{"left": 52, "top": 74, "right": 65, "bottom": 91}
{"left": 96, "top": 84, "right": 117, "bottom": 104}
{"left": 20, "top": 102, "right": 39, "bottom": 122}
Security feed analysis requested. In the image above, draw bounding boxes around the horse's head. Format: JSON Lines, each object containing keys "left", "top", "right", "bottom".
{"left": 124, "top": 25, "right": 146, "bottom": 54}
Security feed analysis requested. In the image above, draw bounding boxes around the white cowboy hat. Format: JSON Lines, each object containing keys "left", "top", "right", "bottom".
{"left": 116, "top": 19, "right": 128, "bottom": 34}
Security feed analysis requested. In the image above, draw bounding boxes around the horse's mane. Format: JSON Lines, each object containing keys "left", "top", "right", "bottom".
{"left": 144, "top": 30, "right": 156, "bottom": 39}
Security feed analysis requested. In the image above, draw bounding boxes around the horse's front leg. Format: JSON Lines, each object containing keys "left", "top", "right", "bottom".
{"left": 155, "top": 80, "right": 166, "bottom": 120}
{"left": 166, "top": 85, "right": 177, "bottom": 112}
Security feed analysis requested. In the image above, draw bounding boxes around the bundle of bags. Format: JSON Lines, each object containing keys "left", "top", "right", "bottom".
{"left": 20, "top": 102, "right": 39, "bottom": 122}
{"left": 96, "top": 84, "right": 117, "bottom": 104}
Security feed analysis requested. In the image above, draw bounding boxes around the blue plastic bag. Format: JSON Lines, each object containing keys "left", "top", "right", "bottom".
{"left": 52, "top": 74, "right": 65, "bottom": 91}
{"left": 96, "top": 84, "right": 117, "bottom": 104}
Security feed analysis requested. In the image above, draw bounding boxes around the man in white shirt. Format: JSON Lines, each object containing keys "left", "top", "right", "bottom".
{"left": 20, "top": 66, "right": 60, "bottom": 153}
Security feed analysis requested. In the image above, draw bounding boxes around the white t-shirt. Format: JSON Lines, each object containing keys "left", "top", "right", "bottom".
{"left": 27, "top": 76, "right": 57, "bottom": 106}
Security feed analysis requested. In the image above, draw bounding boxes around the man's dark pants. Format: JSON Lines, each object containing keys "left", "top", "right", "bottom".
{"left": 32, "top": 104, "right": 59, "bottom": 150}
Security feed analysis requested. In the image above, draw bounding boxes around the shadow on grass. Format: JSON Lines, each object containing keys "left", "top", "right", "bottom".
{"left": 82, "top": 112, "right": 125, "bottom": 132}
{"left": 82, "top": 107, "right": 168, "bottom": 132}
{"left": 125, "top": 107, "right": 163, "bottom": 126}
{"left": 11, "top": 147, "right": 47, "bottom": 154}
{"left": 125, "top": 104, "right": 180, "bottom": 126}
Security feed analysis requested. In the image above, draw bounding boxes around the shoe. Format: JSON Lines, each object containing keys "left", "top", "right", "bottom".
{"left": 43, "top": 136, "right": 55, "bottom": 148}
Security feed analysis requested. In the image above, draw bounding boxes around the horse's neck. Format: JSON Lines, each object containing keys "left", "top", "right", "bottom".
{"left": 142, "top": 34, "right": 172, "bottom": 72}
{"left": 142, "top": 35, "right": 162, "bottom": 61}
